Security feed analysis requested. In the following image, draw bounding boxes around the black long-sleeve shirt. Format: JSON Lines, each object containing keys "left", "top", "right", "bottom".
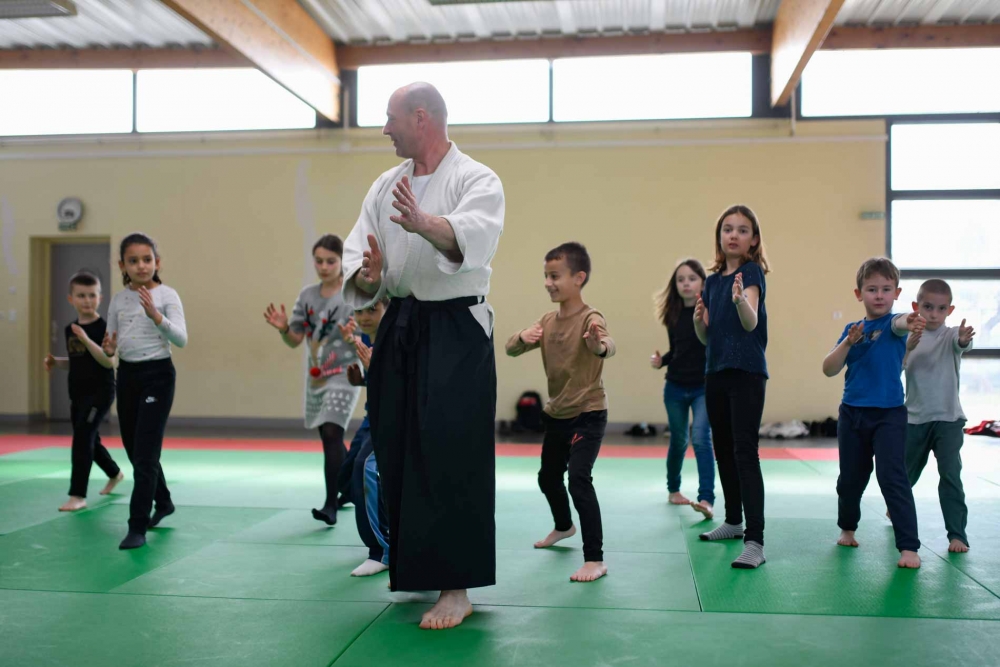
{"left": 660, "top": 306, "right": 706, "bottom": 387}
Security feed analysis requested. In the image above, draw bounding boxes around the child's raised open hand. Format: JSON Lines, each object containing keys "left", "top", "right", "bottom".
{"left": 347, "top": 363, "right": 364, "bottom": 386}
{"left": 519, "top": 322, "right": 544, "bottom": 345}
{"left": 70, "top": 323, "right": 89, "bottom": 342}
{"left": 694, "top": 296, "right": 709, "bottom": 327}
{"left": 338, "top": 317, "right": 358, "bottom": 343}
{"left": 101, "top": 331, "right": 117, "bottom": 357}
{"left": 264, "top": 303, "right": 289, "bottom": 332}
{"left": 906, "top": 329, "right": 922, "bottom": 352}
{"left": 731, "top": 272, "right": 745, "bottom": 304}
{"left": 583, "top": 320, "right": 605, "bottom": 356}
{"left": 650, "top": 350, "right": 663, "bottom": 369}
{"left": 354, "top": 336, "right": 373, "bottom": 370}
{"left": 137, "top": 286, "right": 160, "bottom": 323}
{"left": 958, "top": 319, "right": 976, "bottom": 347}
{"left": 846, "top": 322, "right": 864, "bottom": 345}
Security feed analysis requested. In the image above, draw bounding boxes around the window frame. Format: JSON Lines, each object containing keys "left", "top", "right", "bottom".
{"left": 886, "top": 114, "right": 1000, "bottom": 358}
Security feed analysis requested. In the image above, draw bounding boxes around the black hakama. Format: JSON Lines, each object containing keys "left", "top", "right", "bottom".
{"left": 368, "top": 294, "right": 497, "bottom": 591}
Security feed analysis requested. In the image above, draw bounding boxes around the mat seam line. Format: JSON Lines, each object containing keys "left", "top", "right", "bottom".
{"left": 680, "top": 513, "right": 704, "bottom": 612}
{"left": 327, "top": 601, "right": 393, "bottom": 666}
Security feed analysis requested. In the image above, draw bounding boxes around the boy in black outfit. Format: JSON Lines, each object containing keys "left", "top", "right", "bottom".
{"left": 44, "top": 271, "right": 123, "bottom": 511}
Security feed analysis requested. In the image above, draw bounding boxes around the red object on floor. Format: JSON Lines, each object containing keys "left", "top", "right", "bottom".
{"left": 0, "top": 434, "right": 839, "bottom": 460}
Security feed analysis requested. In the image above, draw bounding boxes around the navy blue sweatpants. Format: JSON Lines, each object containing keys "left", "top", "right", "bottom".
{"left": 837, "top": 404, "right": 920, "bottom": 552}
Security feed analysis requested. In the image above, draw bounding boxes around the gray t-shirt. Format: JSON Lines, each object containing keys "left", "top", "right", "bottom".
{"left": 904, "top": 324, "right": 972, "bottom": 424}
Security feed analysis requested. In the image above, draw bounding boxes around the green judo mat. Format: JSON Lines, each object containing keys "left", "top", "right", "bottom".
{"left": 3, "top": 443, "right": 1000, "bottom": 666}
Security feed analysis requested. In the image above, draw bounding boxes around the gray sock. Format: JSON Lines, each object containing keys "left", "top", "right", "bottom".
{"left": 732, "top": 541, "right": 766, "bottom": 569}
{"left": 699, "top": 522, "right": 744, "bottom": 541}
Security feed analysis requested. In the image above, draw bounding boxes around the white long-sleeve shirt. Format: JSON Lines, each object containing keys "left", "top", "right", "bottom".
{"left": 341, "top": 142, "right": 505, "bottom": 335}
{"left": 106, "top": 284, "right": 187, "bottom": 362}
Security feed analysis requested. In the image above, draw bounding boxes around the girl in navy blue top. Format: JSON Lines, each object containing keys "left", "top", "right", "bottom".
{"left": 693, "top": 204, "right": 770, "bottom": 569}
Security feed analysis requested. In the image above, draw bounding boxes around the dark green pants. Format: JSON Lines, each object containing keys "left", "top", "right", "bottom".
{"left": 905, "top": 420, "right": 968, "bottom": 546}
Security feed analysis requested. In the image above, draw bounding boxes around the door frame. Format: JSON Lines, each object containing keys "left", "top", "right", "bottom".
{"left": 29, "top": 235, "right": 113, "bottom": 419}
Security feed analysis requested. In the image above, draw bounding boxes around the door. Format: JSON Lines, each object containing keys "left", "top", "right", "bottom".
{"left": 49, "top": 243, "right": 112, "bottom": 421}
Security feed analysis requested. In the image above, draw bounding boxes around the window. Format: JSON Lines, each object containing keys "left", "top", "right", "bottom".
{"left": 888, "top": 120, "right": 1000, "bottom": 362}
{"left": 136, "top": 69, "right": 316, "bottom": 133}
{"left": 890, "top": 200, "right": 1000, "bottom": 270}
{"left": 356, "top": 60, "right": 550, "bottom": 127}
{"left": 802, "top": 48, "right": 1000, "bottom": 117}
{"left": 0, "top": 70, "right": 133, "bottom": 136}
{"left": 891, "top": 123, "right": 1000, "bottom": 191}
{"left": 552, "top": 52, "right": 752, "bottom": 122}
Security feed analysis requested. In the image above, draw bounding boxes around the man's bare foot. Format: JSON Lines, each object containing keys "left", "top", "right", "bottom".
{"left": 669, "top": 492, "right": 691, "bottom": 505}
{"left": 898, "top": 550, "right": 921, "bottom": 568}
{"left": 570, "top": 561, "right": 608, "bottom": 582}
{"left": 58, "top": 496, "right": 86, "bottom": 512}
{"left": 691, "top": 501, "right": 714, "bottom": 520}
{"left": 351, "top": 559, "right": 389, "bottom": 577}
{"left": 948, "top": 539, "right": 970, "bottom": 553}
{"left": 419, "top": 590, "right": 472, "bottom": 630}
{"left": 534, "top": 525, "right": 576, "bottom": 548}
{"left": 837, "top": 530, "right": 859, "bottom": 547}
{"left": 99, "top": 472, "right": 124, "bottom": 495}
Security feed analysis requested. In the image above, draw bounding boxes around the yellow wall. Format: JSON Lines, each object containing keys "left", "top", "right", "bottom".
{"left": 0, "top": 119, "right": 886, "bottom": 424}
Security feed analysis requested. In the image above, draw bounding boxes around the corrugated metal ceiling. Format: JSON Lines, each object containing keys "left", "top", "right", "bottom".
{"left": 301, "top": 0, "right": 1000, "bottom": 45}
{"left": 0, "top": 0, "right": 212, "bottom": 49}
{"left": 0, "top": 0, "right": 997, "bottom": 51}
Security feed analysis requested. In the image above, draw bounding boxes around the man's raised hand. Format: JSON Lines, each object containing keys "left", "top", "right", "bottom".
{"left": 361, "top": 234, "right": 384, "bottom": 289}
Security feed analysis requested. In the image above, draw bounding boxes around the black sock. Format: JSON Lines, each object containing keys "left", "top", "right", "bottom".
{"left": 312, "top": 507, "right": 337, "bottom": 525}
{"left": 148, "top": 503, "right": 175, "bottom": 529}
{"left": 119, "top": 532, "right": 146, "bottom": 550}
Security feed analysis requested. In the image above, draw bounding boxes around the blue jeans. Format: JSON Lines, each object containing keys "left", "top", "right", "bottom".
{"left": 664, "top": 381, "right": 715, "bottom": 505}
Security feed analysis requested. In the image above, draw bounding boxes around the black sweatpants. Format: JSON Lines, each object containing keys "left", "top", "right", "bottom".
{"left": 538, "top": 410, "right": 607, "bottom": 563}
{"left": 117, "top": 358, "right": 175, "bottom": 534}
{"left": 705, "top": 369, "right": 767, "bottom": 545}
{"left": 68, "top": 393, "right": 120, "bottom": 498}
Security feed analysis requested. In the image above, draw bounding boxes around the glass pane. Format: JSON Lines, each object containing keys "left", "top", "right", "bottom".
{"left": 357, "top": 60, "right": 550, "bottom": 127}
{"left": 891, "top": 200, "right": 1000, "bottom": 270}
{"left": 900, "top": 279, "right": 1000, "bottom": 350}
{"left": 0, "top": 70, "right": 133, "bottom": 136}
{"left": 553, "top": 52, "right": 751, "bottom": 122}
{"left": 136, "top": 69, "right": 316, "bottom": 133}
{"left": 802, "top": 49, "right": 1000, "bottom": 116}
{"left": 892, "top": 123, "right": 1000, "bottom": 191}
{"left": 958, "top": 359, "right": 1000, "bottom": 426}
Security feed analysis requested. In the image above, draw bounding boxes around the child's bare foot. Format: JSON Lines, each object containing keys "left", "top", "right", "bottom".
{"left": 669, "top": 492, "right": 691, "bottom": 505}
{"left": 99, "top": 472, "right": 124, "bottom": 495}
{"left": 58, "top": 496, "right": 87, "bottom": 512}
{"left": 837, "top": 530, "right": 859, "bottom": 547}
{"left": 898, "top": 550, "right": 921, "bottom": 568}
{"left": 534, "top": 525, "right": 576, "bottom": 548}
{"left": 351, "top": 559, "right": 389, "bottom": 577}
{"left": 948, "top": 539, "right": 970, "bottom": 553}
{"left": 691, "top": 501, "right": 714, "bottom": 520}
{"left": 570, "top": 561, "right": 607, "bottom": 582}
{"left": 419, "top": 590, "right": 472, "bottom": 630}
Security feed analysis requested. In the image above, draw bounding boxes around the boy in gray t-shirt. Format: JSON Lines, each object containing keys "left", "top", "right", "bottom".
{"left": 904, "top": 279, "right": 976, "bottom": 553}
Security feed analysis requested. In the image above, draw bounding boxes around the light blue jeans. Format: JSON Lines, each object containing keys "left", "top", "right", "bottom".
{"left": 664, "top": 381, "right": 715, "bottom": 505}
